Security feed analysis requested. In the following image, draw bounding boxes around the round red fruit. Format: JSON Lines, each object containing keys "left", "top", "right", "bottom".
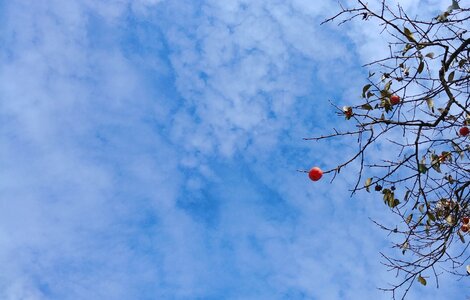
{"left": 463, "top": 216, "right": 469, "bottom": 224}
{"left": 390, "top": 95, "right": 400, "bottom": 105}
{"left": 461, "top": 225, "right": 469, "bottom": 233}
{"left": 308, "top": 167, "right": 323, "bottom": 181}
{"left": 459, "top": 126, "right": 469, "bottom": 136}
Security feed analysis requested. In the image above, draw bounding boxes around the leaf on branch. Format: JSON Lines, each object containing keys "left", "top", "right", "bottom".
{"left": 446, "top": 215, "right": 455, "bottom": 225}
{"left": 425, "top": 224, "right": 430, "bottom": 235}
{"left": 362, "top": 84, "right": 372, "bottom": 98}
{"left": 403, "top": 27, "right": 416, "bottom": 43}
{"left": 437, "top": 11, "right": 450, "bottom": 22}
{"left": 459, "top": 59, "right": 468, "bottom": 68}
{"left": 418, "top": 163, "right": 427, "bottom": 174}
{"left": 425, "top": 98, "right": 434, "bottom": 112}
{"left": 365, "top": 178, "right": 372, "bottom": 192}
{"left": 391, "top": 199, "right": 400, "bottom": 208}
{"left": 427, "top": 212, "right": 436, "bottom": 222}
{"left": 403, "top": 67, "right": 410, "bottom": 77}
{"left": 381, "top": 73, "right": 390, "bottom": 81}
{"left": 418, "top": 275, "right": 427, "bottom": 286}
{"left": 406, "top": 213, "right": 413, "bottom": 224}
{"left": 417, "top": 60, "right": 424, "bottom": 74}
{"left": 401, "top": 241, "right": 409, "bottom": 254}
{"left": 366, "top": 91, "right": 374, "bottom": 99}
{"left": 404, "top": 190, "right": 410, "bottom": 202}
{"left": 425, "top": 52, "right": 435, "bottom": 59}
{"left": 418, "top": 203, "right": 425, "bottom": 214}
{"left": 384, "top": 80, "right": 392, "bottom": 91}
{"left": 360, "top": 103, "right": 373, "bottom": 110}
{"left": 452, "top": 141, "right": 464, "bottom": 159}
{"left": 447, "top": 0, "right": 460, "bottom": 12}
{"left": 458, "top": 230, "right": 466, "bottom": 243}
{"left": 431, "top": 154, "right": 441, "bottom": 173}
{"left": 448, "top": 71, "right": 455, "bottom": 82}
{"left": 446, "top": 175, "right": 455, "bottom": 184}
{"left": 382, "top": 188, "right": 396, "bottom": 207}
{"left": 402, "top": 44, "right": 413, "bottom": 55}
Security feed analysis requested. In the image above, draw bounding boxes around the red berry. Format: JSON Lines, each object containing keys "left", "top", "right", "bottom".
{"left": 308, "top": 167, "right": 323, "bottom": 181}
{"left": 390, "top": 95, "right": 400, "bottom": 105}
{"left": 461, "top": 224, "right": 469, "bottom": 233}
{"left": 459, "top": 126, "right": 469, "bottom": 136}
{"left": 463, "top": 216, "right": 469, "bottom": 224}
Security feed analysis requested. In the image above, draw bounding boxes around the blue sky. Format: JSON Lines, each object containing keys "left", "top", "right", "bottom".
{"left": 0, "top": 0, "right": 468, "bottom": 299}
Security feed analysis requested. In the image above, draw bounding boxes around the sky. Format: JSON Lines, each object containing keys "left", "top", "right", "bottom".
{"left": 0, "top": 0, "right": 468, "bottom": 299}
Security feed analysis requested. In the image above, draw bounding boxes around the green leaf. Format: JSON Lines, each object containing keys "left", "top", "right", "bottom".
{"left": 418, "top": 275, "right": 427, "bottom": 286}
{"left": 403, "top": 27, "right": 416, "bottom": 43}
{"left": 365, "top": 178, "right": 372, "bottom": 192}
{"left": 360, "top": 103, "right": 373, "bottom": 110}
{"left": 448, "top": 71, "right": 455, "bottom": 82}
{"left": 426, "top": 98, "right": 434, "bottom": 112}
{"left": 366, "top": 91, "right": 375, "bottom": 99}
{"left": 384, "top": 80, "right": 392, "bottom": 91}
{"left": 362, "top": 84, "right": 372, "bottom": 98}
{"left": 425, "top": 52, "right": 435, "bottom": 59}
{"left": 417, "top": 60, "right": 424, "bottom": 74}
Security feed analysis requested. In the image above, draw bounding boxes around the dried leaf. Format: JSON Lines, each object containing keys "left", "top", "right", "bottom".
{"left": 406, "top": 214, "right": 413, "bottom": 224}
{"left": 417, "top": 60, "right": 424, "bottom": 74}
{"left": 403, "top": 27, "right": 416, "bottom": 43}
{"left": 426, "top": 98, "right": 434, "bottom": 112}
{"left": 418, "top": 275, "right": 427, "bottom": 286}
{"left": 365, "top": 178, "right": 372, "bottom": 192}
{"left": 448, "top": 71, "right": 455, "bottom": 82}
{"left": 425, "top": 52, "right": 434, "bottom": 59}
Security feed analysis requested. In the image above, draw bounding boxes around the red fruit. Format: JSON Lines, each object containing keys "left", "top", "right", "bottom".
{"left": 390, "top": 95, "right": 400, "bottom": 105}
{"left": 463, "top": 216, "right": 469, "bottom": 224}
{"left": 461, "top": 224, "right": 469, "bottom": 233}
{"left": 308, "top": 167, "right": 323, "bottom": 181}
{"left": 459, "top": 126, "right": 469, "bottom": 136}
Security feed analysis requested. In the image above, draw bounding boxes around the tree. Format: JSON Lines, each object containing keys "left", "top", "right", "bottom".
{"left": 306, "top": 0, "right": 470, "bottom": 298}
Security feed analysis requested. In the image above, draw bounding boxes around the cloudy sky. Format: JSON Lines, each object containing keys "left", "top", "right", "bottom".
{"left": 0, "top": 0, "right": 468, "bottom": 299}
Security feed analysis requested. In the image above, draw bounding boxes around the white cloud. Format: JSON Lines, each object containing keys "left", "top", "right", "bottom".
{"left": 1, "top": 0, "right": 467, "bottom": 299}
